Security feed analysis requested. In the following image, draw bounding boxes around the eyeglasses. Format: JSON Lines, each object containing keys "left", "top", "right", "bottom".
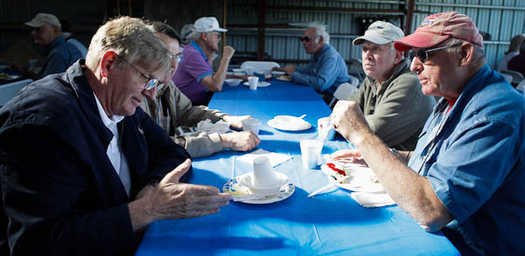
{"left": 118, "top": 56, "right": 160, "bottom": 90}
{"left": 299, "top": 36, "right": 317, "bottom": 42}
{"left": 170, "top": 52, "right": 183, "bottom": 63}
{"left": 412, "top": 43, "right": 463, "bottom": 63}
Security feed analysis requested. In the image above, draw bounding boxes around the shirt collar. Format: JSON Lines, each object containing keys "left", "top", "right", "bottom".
{"left": 93, "top": 93, "right": 124, "bottom": 129}
{"left": 313, "top": 44, "right": 330, "bottom": 60}
{"left": 190, "top": 40, "right": 208, "bottom": 61}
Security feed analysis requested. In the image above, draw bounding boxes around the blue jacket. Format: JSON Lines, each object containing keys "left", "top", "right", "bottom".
{"left": 408, "top": 65, "right": 525, "bottom": 255}
{"left": 39, "top": 35, "right": 83, "bottom": 78}
{"left": 292, "top": 44, "right": 350, "bottom": 95}
{"left": 0, "top": 60, "right": 191, "bottom": 255}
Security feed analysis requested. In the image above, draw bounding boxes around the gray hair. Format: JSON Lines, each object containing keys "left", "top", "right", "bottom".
{"left": 307, "top": 23, "right": 330, "bottom": 44}
{"left": 86, "top": 16, "right": 170, "bottom": 74}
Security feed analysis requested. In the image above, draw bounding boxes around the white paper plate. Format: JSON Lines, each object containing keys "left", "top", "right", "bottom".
{"left": 267, "top": 115, "right": 311, "bottom": 131}
{"left": 321, "top": 163, "right": 385, "bottom": 193}
{"left": 242, "top": 81, "right": 271, "bottom": 87}
{"left": 223, "top": 172, "right": 295, "bottom": 204}
{"left": 275, "top": 75, "right": 292, "bottom": 81}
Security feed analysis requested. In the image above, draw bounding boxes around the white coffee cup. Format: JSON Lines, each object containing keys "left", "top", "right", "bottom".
{"left": 317, "top": 117, "right": 335, "bottom": 141}
{"left": 242, "top": 118, "right": 260, "bottom": 134}
{"left": 299, "top": 139, "right": 323, "bottom": 169}
{"left": 247, "top": 76, "right": 259, "bottom": 90}
{"left": 250, "top": 156, "right": 283, "bottom": 194}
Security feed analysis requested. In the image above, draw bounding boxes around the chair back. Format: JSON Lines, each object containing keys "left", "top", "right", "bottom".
{"left": 329, "top": 79, "right": 359, "bottom": 108}
{"left": 0, "top": 79, "right": 32, "bottom": 107}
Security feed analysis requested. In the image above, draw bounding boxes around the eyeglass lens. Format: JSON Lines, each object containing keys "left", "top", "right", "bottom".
{"left": 299, "top": 36, "right": 311, "bottom": 42}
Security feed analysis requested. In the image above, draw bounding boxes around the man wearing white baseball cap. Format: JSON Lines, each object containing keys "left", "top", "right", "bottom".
{"left": 345, "top": 20, "right": 434, "bottom": 150}
{"left": 24, "top": 13, "right": 83, "bottom": 78}
{"left": 173, "top": 16, "right": 234, "bottom": 106}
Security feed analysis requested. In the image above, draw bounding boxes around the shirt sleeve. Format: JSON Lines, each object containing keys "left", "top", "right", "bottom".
{"left": 174, "top": 132, "right": 224, "bottom": 158}
{"left": 173, "top": 84, "right": 224, "bottom": 126}
{"left": 426, "top": 118, "right": 519, "bottom": 223}
{"left": 291, "top": 55, "right": 340, "bottom": 93}
{"left": 184, "top": 50, "right": 213, "bottom": 83}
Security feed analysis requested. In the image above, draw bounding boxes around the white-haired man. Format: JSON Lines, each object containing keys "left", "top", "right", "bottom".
{"left": 331, "top": 12, "right": 525, "bottom": 255}
{"left": 173, "top": 17, "right": 234, "bottom": 105}
{"left": 349, "top": 21, "right": 434, "bottom": 150}
{"left": 0, "top": 17, "right": 231, "bottom": 256}
{"left": 277, "top": 23, "right": 350, "bottom": 100}
{"left": 24, "top": 13, "right": 83, "bottom": 78}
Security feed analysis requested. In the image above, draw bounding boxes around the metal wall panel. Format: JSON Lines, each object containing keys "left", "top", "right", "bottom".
{"left": 227, "top": 0, "right": 405, "bottom": 66}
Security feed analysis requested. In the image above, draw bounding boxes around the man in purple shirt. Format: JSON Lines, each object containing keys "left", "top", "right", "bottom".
{"left": 173, "top": 17, "right": 235, "bottom": 105}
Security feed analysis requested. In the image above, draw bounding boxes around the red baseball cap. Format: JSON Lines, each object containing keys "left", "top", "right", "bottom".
{"left": 394, "top": 11, "right": 483, "bottom": 51}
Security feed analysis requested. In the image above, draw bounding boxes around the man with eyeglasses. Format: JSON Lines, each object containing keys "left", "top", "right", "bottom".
{"left": 330, "top": 12, "right": 525, "bottom": 255}
{"left": 142, "top": 21, "right": 259, "bottom": 158}
{"left": 0, "top": 17, "right": 232, "bottom": 256}
{"left": 274, "top": 23, "right": 351, "bottom": 101}
{"left": 173, "top": 16, "right": 234, "bottom": 106}
{"left": 23, "top": 13, "right": 83, "bottom": 79}
{"left": 348, "top": 21, "right": 434, "bottom": 151}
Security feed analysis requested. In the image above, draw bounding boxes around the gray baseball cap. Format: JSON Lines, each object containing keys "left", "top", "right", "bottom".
{"left": 353, "top": 21, "right": 404, "bottom": 45}
{"left": 25, "top": 13, "right": 61, "bottom": 29}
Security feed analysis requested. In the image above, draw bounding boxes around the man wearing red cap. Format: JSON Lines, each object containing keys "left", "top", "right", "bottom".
{"left": 331, "top": 11, "right": 525, "bottom": 255}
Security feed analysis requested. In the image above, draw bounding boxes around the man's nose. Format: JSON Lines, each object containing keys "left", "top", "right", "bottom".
{"left": 410, "top": 57, "right": 423, "bottom": 73}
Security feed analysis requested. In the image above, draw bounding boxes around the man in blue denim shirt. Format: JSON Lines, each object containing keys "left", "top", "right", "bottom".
{"left": 277, "top": 24, "right": 350, "bottom": 98}
{"left": 25, "top": 13, "right": 83, "bottom": 78}
{"left": 331, "top": 12, "right": 525, "bottom": 255}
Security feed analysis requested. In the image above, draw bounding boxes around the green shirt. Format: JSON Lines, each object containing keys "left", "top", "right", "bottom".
{"left": 350, "top": 60, "right": 435, "bottom": 150}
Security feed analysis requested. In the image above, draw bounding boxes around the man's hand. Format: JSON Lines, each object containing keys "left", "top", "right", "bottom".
{"left": 330, "top": 149, "right": 367, "bottom": 166}
{"left": 281, "top": 65, "right": 296, "bottom": 75}
{"left": 331, "top": 100, "right": 373, "bottom": 146}
{"left": 129, "top": 159, "right": 232, "bottom": 231}
{"left": 222, "top": 115, "right": 251, "bottom": 130}
{"left": 220, "top": 131, "right": 260, "bottom": 151}
{"left": 222, "top": 46, "right": 235, "bottom": 60}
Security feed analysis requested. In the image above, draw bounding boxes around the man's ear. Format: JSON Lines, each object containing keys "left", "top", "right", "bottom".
{"left": 394, "top": 50, "right": 403, "bottom": 64}
{"left": 316, "top": 35, "right": 323, "bottom": 44}
{"left": 100, "top": 51, "right": 118, "bottom": 77}
{"left": 458, "top": 43, "right": 475, "bottom": 66}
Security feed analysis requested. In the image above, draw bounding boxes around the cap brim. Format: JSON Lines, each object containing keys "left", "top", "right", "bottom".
{"left": 24, "top": 21, "right": 42, "bottom": 28}
{"left": 215, "top": 28, "right": 228, "bottom": 32}
{"left": 394, "top": 31, "right": 449, "bottom": 51}
{"left": 353, "top": 35, "right": 391, "bottom": 46}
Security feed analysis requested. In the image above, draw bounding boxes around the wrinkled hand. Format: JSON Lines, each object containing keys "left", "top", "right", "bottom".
{"left": 331, "top": 100, "right": 372, "bottom": 145}
{"left": 330, "top": 149, "right": 367, "bottom": 166}
{"left": 133, "top": 159, "right": 231, "bottom": 226}
{"left": 221, "top": 131, "right": 260, "bottom": 151}
{"left": 222, "top": 115, "right": 251, "bottom": 130}
{"left": 222, "top": 46, "right": 235, "bottom": 60}
{"left": 282, "top": 65, "right": 296, "bottom": 75}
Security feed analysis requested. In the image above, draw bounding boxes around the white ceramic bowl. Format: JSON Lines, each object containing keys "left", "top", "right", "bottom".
{"left": 225, "top": 78, "right": 242, "bottom": 86}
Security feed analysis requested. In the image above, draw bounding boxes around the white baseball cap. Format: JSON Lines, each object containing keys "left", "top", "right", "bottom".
{"left": 353, "top": 21, "right": 404, "bottom": 45}
{"left": 25, "top": 13, "right": 61, "bottom": 29}
{"left": 193, "top": 17, "right": 227, "bottom": 33}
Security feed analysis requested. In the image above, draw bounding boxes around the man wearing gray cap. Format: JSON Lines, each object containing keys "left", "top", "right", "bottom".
{"left": 173, "top": 16, "right": 235, "bottom": 105}
{"left": 25, "top": 13, "right": 83, "bottom": 78}
{"left": 346, "top": 21, "right": 434, "bottom": 150}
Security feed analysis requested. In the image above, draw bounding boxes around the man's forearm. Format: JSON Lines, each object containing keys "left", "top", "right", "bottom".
{"left": 353, "top": 131, "right": 452, "bottom": 231}
{"left": 209, "top": 57, "right": 231, "bottom": 91}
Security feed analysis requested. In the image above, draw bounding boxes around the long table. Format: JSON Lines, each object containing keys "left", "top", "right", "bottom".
{"left": 136, "top": 79, "right": 459, "bottom": 255}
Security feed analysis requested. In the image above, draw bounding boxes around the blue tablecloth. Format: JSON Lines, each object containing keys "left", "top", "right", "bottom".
{"left": 136, "top": 79, "right": 459, "bottom": 256}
